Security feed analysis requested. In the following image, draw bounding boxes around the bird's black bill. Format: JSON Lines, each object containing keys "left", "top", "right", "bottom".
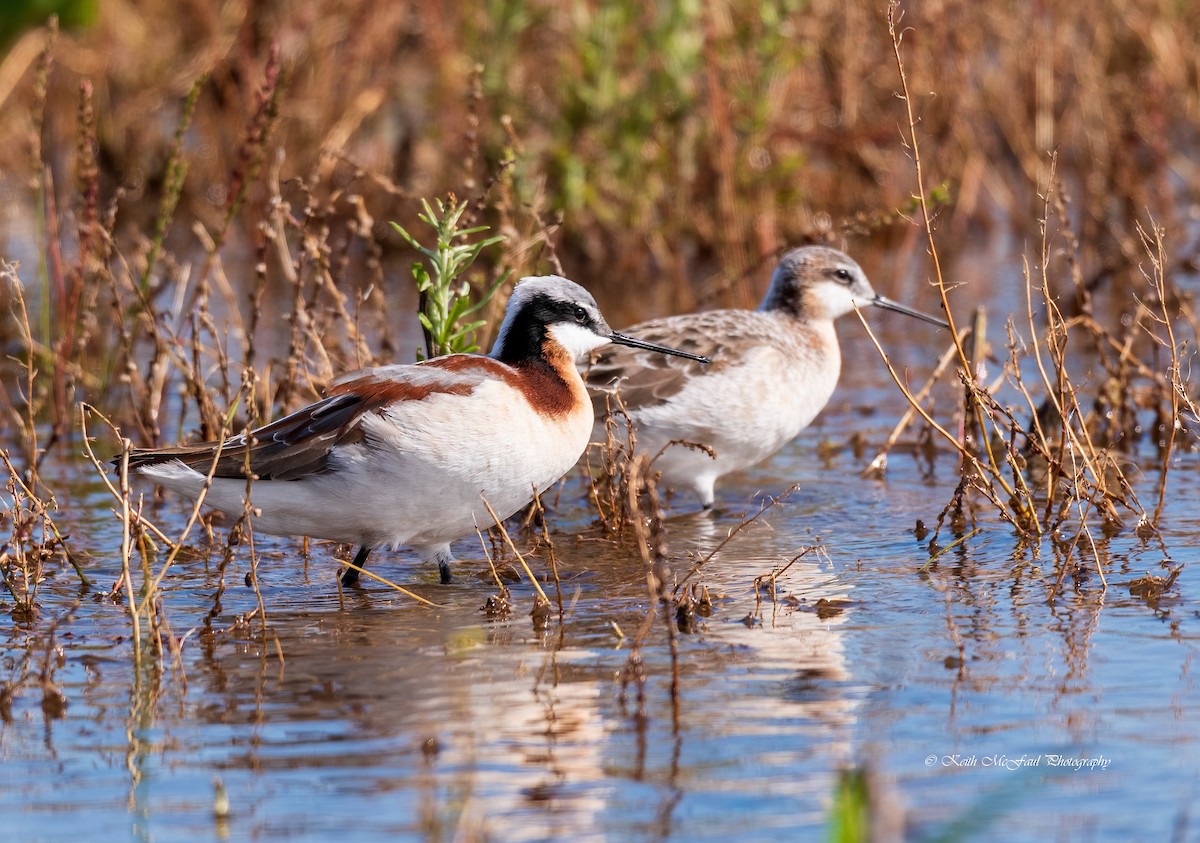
{"left": 872, "top": 295, "right": 950, "bottom": 329}
{"left": 610, "top": 332, "right": 711, "bottom": 364}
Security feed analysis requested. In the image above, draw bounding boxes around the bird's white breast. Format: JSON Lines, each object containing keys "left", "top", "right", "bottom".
{"left": 327, "top": 378, "right": 592, "bottom": 548}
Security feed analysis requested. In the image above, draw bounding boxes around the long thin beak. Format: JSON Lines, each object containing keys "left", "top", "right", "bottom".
{"left": 610, "top": 331, "right": 711, "bottom": 364}
{"left": 872, "top": 295, "right": 950, "bottom": 328}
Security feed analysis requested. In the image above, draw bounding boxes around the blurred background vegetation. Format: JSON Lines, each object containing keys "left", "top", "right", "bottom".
{"left": 1, "top": 0, "right": 1198, "bottom": 432}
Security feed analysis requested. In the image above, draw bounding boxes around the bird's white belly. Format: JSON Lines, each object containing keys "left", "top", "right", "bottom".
{"left": 366, "top": 405, "right": 590, "bottom": 548}
{"left": 626, "top": 343, "right": 840, "bottom": 494}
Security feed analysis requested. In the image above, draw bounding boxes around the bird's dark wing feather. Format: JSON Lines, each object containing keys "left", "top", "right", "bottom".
{"left": 121, "top": 393, "right": 370, "bottom": 480}
{"left": 118, "top": 357, "right": 490, "bottom": 480}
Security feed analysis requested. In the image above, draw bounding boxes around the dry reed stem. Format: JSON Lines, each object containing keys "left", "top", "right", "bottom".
{"left": 619, "top": 454, "right": 684, "bottom": 730}
{"left": 851, "top": 307, "right": 1028, "bottom": 531}
{"left": 332, "top": 557, "right": 442, "bottom": 607}
{"left": 1027, "top": 185, "right": 1143, "bottom": 526}
{"left": 888, "top": 1, "right": 1036, "bottom": 542}
{"left": 888, "top": 1, "right": 1014, "bottom": 501}
{"left": 474, "top": 525, "right": 512, "bottom": 599}
{"left": 0, "top": 443, "right": 87, "bottom": 583}
{"left": 479, "top": 494, "right": 550, "bottom": 607}
{"left": 0, "top": 451, "right": 47, "bottom": 612}
{"left": 625, "top": 456, "right": 664, "bottom": 603}
{"left": 886, "top": 6, "right": 962, "bottom": 382}
{"left": 78, "top": 405, "right": 175, "bottom": 548}
{"left": 236, "top": 372, "right": 270, "bottom": 639}
{"left": 1137, "top": 222, "right": 1181, "bottom": 528}
{"left": 1, "top": 262, "right": 42, "bottom": 471}
{"left": 925, "top": 529, "right": 983, "bottom": 564}
{"left": 133, "top": 410, "right": 237, "bottom": 618}
{"left": 529, "top": 488, "right": 565, "bottom": 619}
{"left": 583, "top": 390, "right": 640, "bottom": 533}
{"left": 862, "top": 326, "right": 971, "bottom": 478}
{"left": 619, "top": 458, "right": 663, "bottom": 682}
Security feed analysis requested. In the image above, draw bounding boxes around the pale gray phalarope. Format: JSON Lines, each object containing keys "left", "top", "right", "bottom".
{"left": 581, "top": 246, "right": 947, "bottom": 508}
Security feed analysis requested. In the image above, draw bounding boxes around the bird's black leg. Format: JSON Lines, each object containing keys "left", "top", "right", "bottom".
{"left": 435, "top": 548, "right": 453, "bottom": 585}
{"left": 341, "top": 546, "right": 371, "bottom": 587}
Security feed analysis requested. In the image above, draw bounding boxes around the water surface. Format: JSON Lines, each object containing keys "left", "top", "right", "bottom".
{"left": 2, "top": 273, "right": 1197, "bottom": 843}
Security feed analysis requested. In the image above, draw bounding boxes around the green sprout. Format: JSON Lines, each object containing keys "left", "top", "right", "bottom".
{"left": 391, "top": 197, "right": 508, "bottom": 360}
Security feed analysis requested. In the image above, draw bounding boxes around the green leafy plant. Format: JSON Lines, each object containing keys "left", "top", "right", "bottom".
{"left": 391, "top": 197, "right": 508, "bottom": 360}
{"left": 827, "top": 767, "right": 870, "bottom": 843}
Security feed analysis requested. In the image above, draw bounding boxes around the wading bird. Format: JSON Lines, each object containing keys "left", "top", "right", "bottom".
{"left": 582, "top": 246, "right": 947, "bottom": 508}
{"left": 120, "top": 276, "right": 709, "bottom": 585}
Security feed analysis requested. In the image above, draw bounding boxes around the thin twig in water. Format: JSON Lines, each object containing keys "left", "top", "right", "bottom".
{"left": 530, "top": 488, "right": 565, "bottom": 619}
{"left": 479, "top": 494, "right": 550, "bottom": 606}
{"left": 673, "top": 483, "right": 800, "bottom": 594}
{"left": 332, "top": 556, "right": 442, "bottom": 607}
{"left": 862, "top": 327, "right": 970, "bottom": 477}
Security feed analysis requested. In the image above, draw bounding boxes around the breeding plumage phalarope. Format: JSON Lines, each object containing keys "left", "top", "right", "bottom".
{"left": 582, "top": 246, "right": 947, "bottom": 508}
{"left": 119, "top": 276, "right": 709, "bottom": 585}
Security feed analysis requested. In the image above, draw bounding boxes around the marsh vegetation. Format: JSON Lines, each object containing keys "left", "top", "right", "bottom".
{"left": 2, "top": 1, "right": 1199, "bottom": 840}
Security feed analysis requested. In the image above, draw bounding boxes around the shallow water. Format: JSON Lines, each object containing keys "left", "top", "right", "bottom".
{"left": 3, "top": 276, "right": 1199, "bottom": 843}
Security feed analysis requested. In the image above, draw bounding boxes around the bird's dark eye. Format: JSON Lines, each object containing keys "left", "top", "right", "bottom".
{"left": 834, "top": 268, "right": 853, "bottom": 284}
{"left": 573, "top": 305, "right": 589, "bottom": 324}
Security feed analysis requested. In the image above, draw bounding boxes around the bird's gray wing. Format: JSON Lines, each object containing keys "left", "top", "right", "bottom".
{"left": 582, "top": 310, "right": 772, "bottom": 412}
